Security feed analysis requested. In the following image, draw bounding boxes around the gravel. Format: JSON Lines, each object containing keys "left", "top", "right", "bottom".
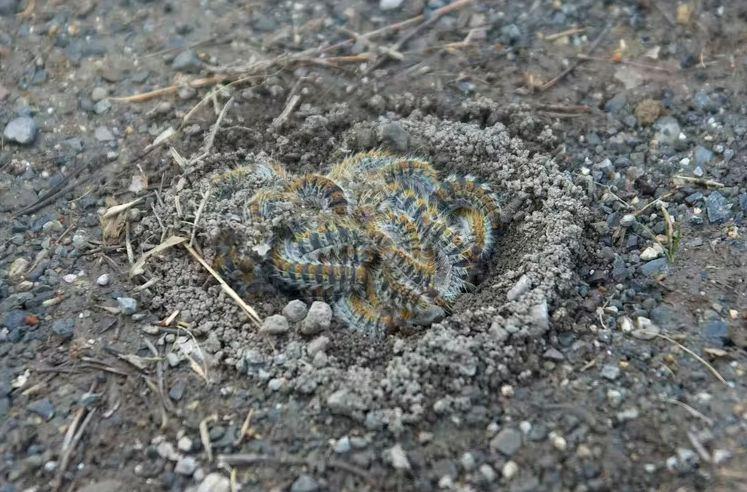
{"left": 51, "top": 319, "right": 75, "bottom": 341}
{"left": 282, "top": 299, "right": 308, "bottom": 322}
{"left": 116, "top": 297, "right": 138, "bottom": 315}
{"left": 490, "top": 428, "right": 522, "bottom": 456}
{"left": 290, "top": 474, "right": 319, "bottom": 492}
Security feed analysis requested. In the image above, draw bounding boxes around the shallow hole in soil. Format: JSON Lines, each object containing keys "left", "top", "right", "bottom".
{"left": 135, "top": 111, "right": 587, "bottom": 428}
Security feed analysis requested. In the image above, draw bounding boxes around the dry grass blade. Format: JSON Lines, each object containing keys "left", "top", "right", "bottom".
{"left": 170, "top": 147, "right": 188, "bottom": 170}
{"left": 672, "top": 175, "right": 724, "bottom": 188}
{"left": 110, "top": 75, "right": 229, "bottom": 103}
{"left": 200, "top": 414, "right": 218, "bottom": 462}
{"left": 651, "top": 332, "right": 729, "bottom": 385}
{"left": 190, "top": 187, "right": 212, "bottom": 247}
{"left": 661, "top": 398, "right": 714, "bottom": 425}
{"left": 130, "top": 235, "right": 188, "bottom": 277}
{"left": 183, "top": 243, "right": 262, "bottom": 326}
{"left": 102, "top": 197, "right": 144, "bottom": 219}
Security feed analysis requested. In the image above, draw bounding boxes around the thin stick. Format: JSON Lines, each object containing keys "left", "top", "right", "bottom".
{"left": 110, "top": 75, "right": 229, "bottom": 103}
{"left": 543, "top": 27, "right": 586, "bottom": 42}
{"left": 190, "top": 186, "right": 212, "bottom": 247}
{"left": 661, "top": 398, "right": 714, "bottom": 425}
{"left": 672, "top": 175, "right": 724, "bottom": 188}
{"left": 272, "top": 94, "right": 301, "bottom": 129}
{"left": 234, "top": 408, "right": 255, "bottom": 446}
{"left": 200, "top": 414, "right": 218, "bottom": 462}
{"left": 52, "top": 408, "right": 97, "bottom": 491}
{"left": 654, "top": 333, "right": 729, "bottom": 385}
{"left": 183, "top": 243, "right": 262, "bottom": 326}
{"left": 540, "top": 23, "right": 611, "bottom": 91}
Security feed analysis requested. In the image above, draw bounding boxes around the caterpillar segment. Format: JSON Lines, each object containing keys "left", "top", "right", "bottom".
{"left": 327, "top": 150, "right": 397, "bottom": 184}
{"left": 288, "top": 174, "right": 349, "bottom": 215}
{"left": 436, "top": 175, "right": 501, "bottom": 254}
{"left": 333, "top": 294, "right": 397, "bottom": 337}
{"left": 379, "top": 158, "right": 440, "bottom": 195}
{"left": 271, "top": 251, "right": 367, "bottom": 298}
{"left": 247, "top": 189, "right": 298, "bottom": 219}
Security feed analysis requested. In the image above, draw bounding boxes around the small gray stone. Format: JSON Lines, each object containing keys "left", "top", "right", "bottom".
{"left": 500, "top": 23, "right": 522, "bottom": 44}
{"left": 52, "top": 319, "right": 75, "bottom": 341}
{"left": 94, "top": 99, "right": 112, "bottom": 114}
{"left": 693, "top": 146, "right": 714, "bottom": 167}
{"left": 386, "top": 444, "right": 411, "bottom": 470}
{"left": 3, "top": 116, "right": 38, "bottom": 145}
{"left": 172, "top": 50, "right": 203, "bottom": 73}
{"left": 27, "top": 398, "right": 55, "bottom": 421}
{"left": 479, "top": 464, "right": 497, "bottom": 482}
{"left": 705, "top": 191, "right": 730, "bottom": 223}
{"left": 601, "top": 364, "right": 620, "bottom": 381}
{"left": 290, "top": 474, "right": 319, "bottom": 492}
{"left": 91, "top": 87, "right": 108, "bottom": 101}
{"left": 619, "top": 214, "right": 636, "bottom": 227}
{"left": 333, "top": 436, "right": 351, "bottom": 454}
{"left": 506, "top": 274, "right": 531, "bottom": 301}
{"left": 260, "top": 314, "right": 289, "bottom": 335}
{"left": 116, "top": 297, "right": 137, "bottom": 315}
{"left": 379, "top": 121, "right": 409, "bottom": 152}
{"left": 654, "top": 116, "right": 680, "bottom": 145}
{"left": 379, "top": 0, "right": 403, "bottom": 10}
{"left": 543, "top": 348, "right": 564, "bottom": 361}
{"left": 174, "top": 456, "right": 197, "bottom": 475}
{"left": 94, "top": 126, "right": 115, "bottom": 142}
{"left": 282, "top": 299, "right": 308, "bottom": 322}
{"left": 197, "top": 473, "right": 230, "bottom": 492}
{"left": 641, "top": 257, "right": 669, "bottom": 277}
{"left": 307, "top": 335, "right": 330, "bottom": 357}
{"left": 169, "top": 380, "right": 186, "bottom": 401}
{"left": 0, "top": 0, "right": 21, "bottom": 15}
{"left": 461, "top": 452, "right": 476, "bottom": 471}
{"left": 177, "top": 436, "right": 193, "bottom": 452}
{"left": 96, "top": 274, "right": 110, "bottom": 286}
{"left": 300, "top": 301, "right": 332, "bottom": 335}
{"left": 490, "top": 428, "right": 522, "bottom": 456}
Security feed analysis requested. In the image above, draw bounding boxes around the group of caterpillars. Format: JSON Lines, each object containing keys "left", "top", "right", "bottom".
{"left": 212, "top": 151, "right": 501, "bottom": 337}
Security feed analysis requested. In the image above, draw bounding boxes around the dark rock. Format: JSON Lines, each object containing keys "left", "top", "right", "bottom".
{"left": 169, "top": 380, "right": 186, "bottom": 401}
{"left": 290, "top": 474, "right": 319, "bottom": 492}
{"left": 3, "top": 117, "right": 38, "bottom": 145}
{"left": 641, "top": 258, "right": 669, "bottom": 277}
{"left": 738, "top": 193, "right": 747, "bottom": 215}
{"left": 51, "top": 319, "right": 75, "bottom": 341}
{"left": 27, "top": 398, "right": 55, "bottom": 421}
{"left": 2, "top": 310, "right": 30, "bottom": 330}
{"left": 693, "top": 146, "right": 714, "bottom": 167}
{"left": 490, "top": 428, "right": 522, "bottom": 456}
{"left": 172, "top": 50, "right": 203, "bottom": 73}
{"left": 500, "top": 24, "right": 522, "bottom": 44}
{"left": 605, "top": 93, "right": 627, "bottom": 114}
{"left": 705, "top": 191, "right": 730, "bottom": 223}
{"left": 0, "top": 0, "right": 19, "bottom": 15}
{"left": 654, "top": 116, "right": 680, "bottom": 145}
{"left": 685, "top": 192, "right": 704, "bottom": 204}
{"left": 611, "top": 256, "right": 628, "bottom": 282}
{"left": 702, "top": 320, "right": 729, "bottom": 347}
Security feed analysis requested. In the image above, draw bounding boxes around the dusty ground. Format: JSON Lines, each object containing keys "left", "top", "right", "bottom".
{"left": 1, "top": 1, "right": 746, "bottom": 491}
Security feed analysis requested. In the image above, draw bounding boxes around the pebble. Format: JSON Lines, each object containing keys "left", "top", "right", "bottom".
{"left": 694, "top": 145, "right": 714, "bottom": 167}
{"left": 8, "top": 257, "right": 29, "bottom": 280}
{"left": 91, "top": 87, "right": 108, "bottom": 101}
{"left": 267, "top": 377, "right": 286, "bottom": 391}
{"left": 27, "top": 398, "right": 55, "bottom": 421}
{"left": 174, "top": 456, "right": 197, "bottom": 475}
{"left": 177, "top": 436, "right": 193, "bottom": 452}
{"left": 197, "top": 473, "right": 230, "bottom": 492}
{"left": 116, "top": 297, "right": 138, "bottom": 315}
{"left": 172, "top": 50, "right": 203, "bottom": 73}
{"left": 3, "top": 116, "right": 38, "bottom": 145}
{"left": 619, "top": 214, "right": 636, "bottom": 227}
{"left": 641, "top": 257, "right": 669, "bottom": 277}
{"left": 654, "top": 116, "right": 681, "bottom": 145}
{"left": 300, "top": 301, "right": 332, "bottom": 335}
{"left": 379, "top": 0, "right": 403, "bottom": 9}
{"left": 601, "top": 364, "right": 620, "bottom": 381}
{"left": 96, "top": 274, "right": 110, "bottom": 286}
{"left": 260, "top": 314, "right": 289, "bottom": 335}
{"left": 549, "top": 431, "right": 567, "bottom": 451}
{"left": 616, "top": 407, "right": 640, "bottom": 422}
{"left": 500, "top": 24, "right": 522, "bottom": 44}
{"left": 502, "top": 460, "right": 519, "bottom": 480}
{"left": 95, "top": 126, "right": 115, "bottom": 142}
{"left": 157, "top": 441, "right": 179, "bottom": 460}
{"left": 333, "top": 436, "right": 351, "bottom": 454}
{"left": 705, "top": 191, "right": 730, "bottom": 223}
{"left": 290, "top": 474, "right": 319, "bottom": 492}
{"left": 634, "top": 98, "right": 663, "bottom": 125}
{"left": 460, "top": 452, "right": 476, "bottom": 471}
{"left": 543, "top": 348, "right": 564, "bottom": 361}
{"left": 169, "top": 380, "right": 186, "bottom": 401}
{"left": 386, "top": 444, "right": 411, "bottom": 470}
{"left": 0, "top": 0, "right": 20, "bottom": 15}
{"left": 307, "top": 335, "right": 330, "bottom": 357}
{"left": 640, "top": 244, "right": 663, "bottom": 261}
{"left": 490, "top": 428, "right": 522, "bottom": 456}
{"left": 282, "top": 299, "right": 308, "bottom": 322}
{"left": 702, "top": 319, "right": 729, "bottom": 346}
{"left": 632, "top": 316, "right": 659, "bottom": 340}
{"left": 51, "top": 319, "right": 75, "bottom": 341}
{"left": 506, "top": 274, "right": 531, "bottom": 301}
{"left": 607, "top": 389, "right": 623, "bottom": 408}
{"left": 166, "top": 352, "right": 181, "bottom": 367}
{"left": 479, "top": 464, "right": 497, "bottom": 482}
